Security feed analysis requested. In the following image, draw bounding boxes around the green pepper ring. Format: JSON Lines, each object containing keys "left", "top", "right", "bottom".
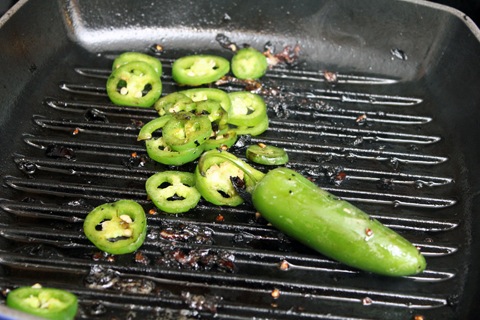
{"left": 203, "top": 129, "right": 238, "bottom": 151}
{"left": 227, "top": 91, "right": 267, "bottom": 127}
{"left": 162, "top": 112, "right": 213, "bottom": 152}
{"left": 106, "top": 61, "right": 162, "bottom": 108}
{"left": 172, "top": 54, "right": 230, "bottom": 86}
{"left": 233, "top": 114, "right": 269, "bottom": 136}
{"left": 6, "top": 286, "right": 78, "bottom": 320}
{"left": 154, "top": 92, "right": 197, "bottom": 116}
{"left": 246, "top": 144, "right": 289, "bottom": 165}
{"left": 112, "top": 52, "right": 163, "bottom": 77}
{"left": 146, "top": 171, "right": 201, "bottom": 213}
{"left": 194, "top": 153, "right": 256, "bottom": 206}
{"left": 83, "top": 200, "right": 147, "bottom": 255}
{"left": 194, "top": 100, "right": 226, "bottom": 124}
{"left": 137, "top": 114, "right": 173, "bottom": 141}
{"left": 180, "top": 88, "right": 232, "bottom": 113}
{"left": 231, "top": 47, "right": 269, "bottom": 80}
{"left": 146, "top": 137, "right": 204, "bottom": 166}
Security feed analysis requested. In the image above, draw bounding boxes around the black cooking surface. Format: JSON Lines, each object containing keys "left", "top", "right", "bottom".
{"left": 1, "top": 1, "right": 480, "bottom": 319}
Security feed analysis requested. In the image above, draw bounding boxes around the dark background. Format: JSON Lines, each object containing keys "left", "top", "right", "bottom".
{"left": 433, "top": 0, "right": 480, "bottom": 26}
{"left": 1, "top": 0, "right": 480, "bottom": 26}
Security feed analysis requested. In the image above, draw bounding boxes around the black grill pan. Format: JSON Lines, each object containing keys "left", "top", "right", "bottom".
{"left": 1, "top": 0, "right": 480, "bottom": 319}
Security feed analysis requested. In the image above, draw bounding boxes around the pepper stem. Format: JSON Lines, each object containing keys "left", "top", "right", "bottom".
{"left": 198, "top": 149, "right": 265, "bottom": 186}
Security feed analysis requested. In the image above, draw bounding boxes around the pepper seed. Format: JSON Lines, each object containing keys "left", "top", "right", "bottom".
{"left": 120, "top": 214, "right": 133, "bottom": 224}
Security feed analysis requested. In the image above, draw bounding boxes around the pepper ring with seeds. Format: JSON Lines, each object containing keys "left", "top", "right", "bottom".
{"left": 83, "top": 199, "right": 147, "bottom": 255}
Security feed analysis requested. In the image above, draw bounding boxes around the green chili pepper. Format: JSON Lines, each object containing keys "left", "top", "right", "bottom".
{"left": 138, "top": 113, "right": 207, "bottom": 165}
{"left": 194, "top": 151, "right": 257, "bottom": 206}
{"left": 172, "top": 55, "right": 230, "bottom": 86}
{"left": 146, "top": 171, "right": 200, "bottom": 213}
{"left": 146, "top": 137, "right": 204, "bottom": 166}
{"left": 106, "top": 61, "right": 162, "bottom": 107}
{"left": 137, "top": 114, "right": 172, "bottom": 141}
{"left": 231, "top": 47, "right": 269, "bottom": 80}
{"left": 227, "top": 91, "right": 267, "bottom": 127}
{"left": 246, "top": 143, "right": 289, "bottom": 165}
{"left": 180, "top": 88, "right": 232, "bottom": 113}
{"left": 196, "top": 150, "right": 427, "bottom": 276}
{"left": 83, "top": 199, "right": 147, "bottom": 255}
{"left": 112, "top": 52, "right": 163, "bottom": 77}
{"left": 204, "top": 129, "right": 238, "bottom": 151}
{"left": 233, "top": 114, "right": 269, "bottom": 136}
{"left": 162, "top": 112, "right": 213, "bottom": 152}
{"left": 154, "top": 92, "right": 197, "bottom": 116}
{"left": 194, "top": 100, "right": 228, "bottom": 125}
{"left": 6, "top": 286, "right": 78, "bottom": 320}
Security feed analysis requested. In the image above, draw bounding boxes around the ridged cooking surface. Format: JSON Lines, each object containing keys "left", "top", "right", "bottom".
{"left": 0, "top": 53, "right": 461, "bottom": 319}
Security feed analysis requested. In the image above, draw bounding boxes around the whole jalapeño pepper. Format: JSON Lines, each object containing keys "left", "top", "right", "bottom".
{"left": 195, "top": 150, "right": 427, "bottom": 277}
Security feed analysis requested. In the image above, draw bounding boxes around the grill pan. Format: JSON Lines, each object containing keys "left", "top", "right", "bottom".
{"left": 1, "top": 0, "right": 480, "bottom": 319}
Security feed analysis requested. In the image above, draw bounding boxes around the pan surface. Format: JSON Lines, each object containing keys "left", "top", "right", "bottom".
{"left": 1, "top": 0, "right": 480, "bottom": 319}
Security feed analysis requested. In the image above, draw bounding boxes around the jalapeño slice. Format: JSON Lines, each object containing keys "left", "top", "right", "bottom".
{"left": 6, "top": 286, "right": 78, "bottom": 320}
{"left": 246, "top": 143, "right": 289, "bottom": 165}
{"left": 146, "top": 171, "right": 201, "bottom": 213}
{"left": 162, "top": 112, "right": 213, "bottom": 152}
{"left": 231, "top": 47, "right": 268, "bottom": 80}
{"left": 227, "top": 91, "right": 267, "bottom": 127}
{"left": 106, "top": 61, "right": 162, "bottom": 107}
{"left": 83, "top": 200, "right": 147, "bottom": 255}
{"left": 172, "top": 55, "right": 230, "bottom": 86}
{"left": 112, "top": 52, "right": 163, "bottom": 77}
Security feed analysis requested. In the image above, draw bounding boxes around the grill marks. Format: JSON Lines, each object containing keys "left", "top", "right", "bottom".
{"left": 0, "top": 60, "right": 458, "bottom": 318}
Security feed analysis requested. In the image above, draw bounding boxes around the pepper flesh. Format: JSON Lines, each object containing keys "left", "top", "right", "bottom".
{"left": 196, "top": 150, "right": 426, "bottom": 276}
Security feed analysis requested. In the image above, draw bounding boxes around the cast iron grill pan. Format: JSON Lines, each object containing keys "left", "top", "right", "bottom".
{"left": 0, "top": 52, "right": 460, "bottom": 319}
{"left": 1, "top": 0, "right": 480, "bottom": 319}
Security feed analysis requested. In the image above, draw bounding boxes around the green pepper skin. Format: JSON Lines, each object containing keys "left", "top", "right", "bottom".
{"left": 7, "top": 286, "right": 78, "bottom": 320}
{"left": 251, "top": 167, "right": 427, "bottom": 277}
